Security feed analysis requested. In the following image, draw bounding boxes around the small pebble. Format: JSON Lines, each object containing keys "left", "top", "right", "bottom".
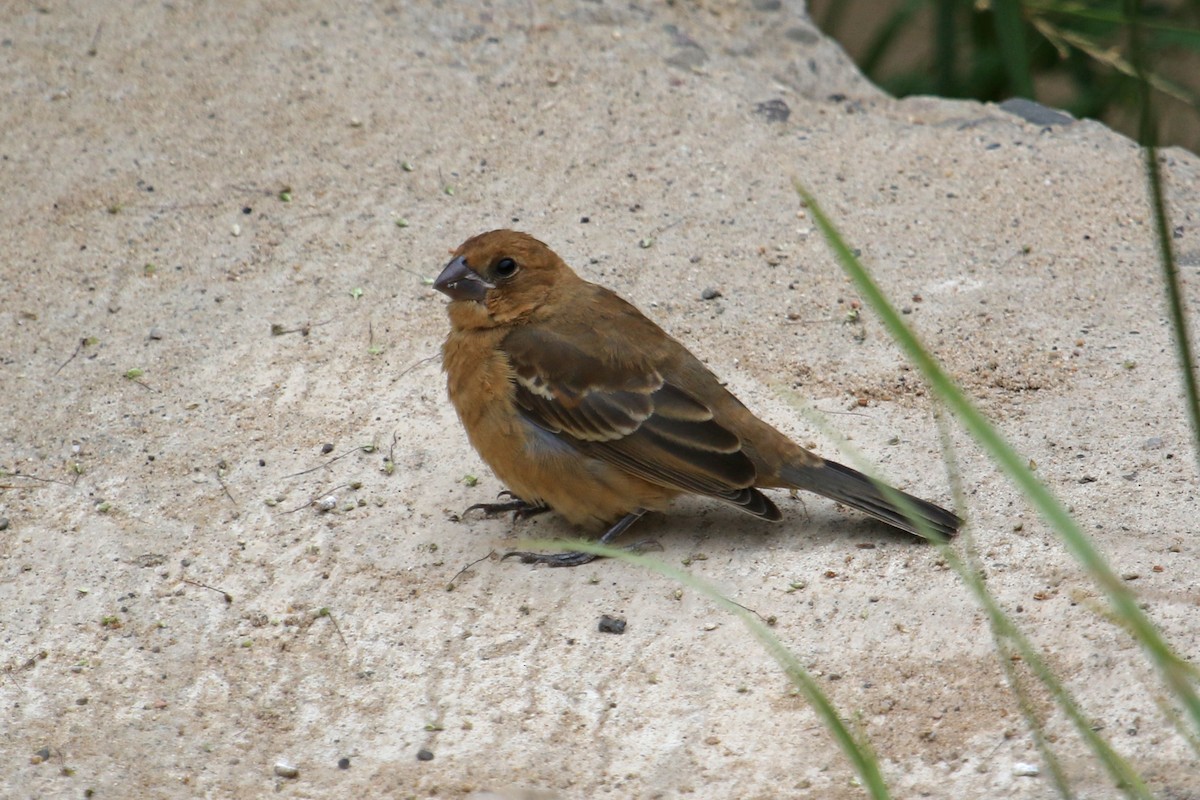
{"left": 231, "top": 223, "right": 241, "bottom": 237}
{"left": 337, "top": 757, "right": 351, "bottom": 770}
{"left": 700, "top": 287, "right": 722, "bottom": 301}
{"left": 753, "top": 98, "right": 791, "bottom": 123}
{"left": 321, "top": 442, "right": 334, "bottom": 454}
{"left": 416, "top": 749, "right": 434, "bottom": 762}
{"left": 1013, "top": 762, "right": 1039, "bottom": 777}
{"left": 315, "top": 495, "right": 338, "bottom": 512}
{"left": 148, "top": 327, "right": 163, "bottom": 340}
{"left": 598, "top": 614, "right": 626, "bottom": 634}
{"left": 0, "top": 517, "right": 9, "bottom": 531}
{"left": 274, "top": 761, "right": 299, "bottom": 779}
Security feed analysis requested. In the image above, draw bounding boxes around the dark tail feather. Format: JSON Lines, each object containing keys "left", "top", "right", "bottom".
{"left": 780, "top": 458, "right": 960, "bottom": 542}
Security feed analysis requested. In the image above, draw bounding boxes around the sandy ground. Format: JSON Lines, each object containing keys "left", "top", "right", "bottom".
{"left": 3, "top": 1, "right": 1200, "bottom": 798}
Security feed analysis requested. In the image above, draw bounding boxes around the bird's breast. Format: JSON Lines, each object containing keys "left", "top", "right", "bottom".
{"left": 442, "top": 328, "right": 548, "bottom": 498}
{"left": 441, "top": 327, "right": 676, "bottom": 527}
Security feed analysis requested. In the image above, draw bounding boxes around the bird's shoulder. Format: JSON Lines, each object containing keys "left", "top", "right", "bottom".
{"left": 502, "top": 281, "right": 692, "bottom": 395}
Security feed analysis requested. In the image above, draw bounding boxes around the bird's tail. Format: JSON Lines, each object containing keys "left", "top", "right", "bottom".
{"left": 780, "top": 458, "right": 960, "bottom": 541}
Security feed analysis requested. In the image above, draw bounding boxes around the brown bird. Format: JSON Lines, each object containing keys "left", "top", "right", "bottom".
{"left": 435, "top": 229, "right": 960, "bottom": 566}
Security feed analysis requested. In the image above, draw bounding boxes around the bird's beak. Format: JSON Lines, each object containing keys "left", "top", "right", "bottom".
{"left": 434, "top": 256, "right": 493, "bottom": 302}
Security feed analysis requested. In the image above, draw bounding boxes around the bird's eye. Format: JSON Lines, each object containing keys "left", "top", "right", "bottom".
{"left": 494, "top": 257, "right": 518, "bottom": 278}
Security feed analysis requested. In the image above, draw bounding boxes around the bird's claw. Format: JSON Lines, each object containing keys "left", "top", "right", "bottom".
{"left": 463, "top": 492, "right": 550, "bottom": 520}
{"left": 501, "top": 538, "right": 662, "bottom": 568}
{"left": 501, "top": 549, "right": 599, "bottom": 568}
{"left": 464, "top": 499, "right": 526, "bottom": 516}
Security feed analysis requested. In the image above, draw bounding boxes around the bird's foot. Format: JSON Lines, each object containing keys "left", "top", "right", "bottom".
{"left": 501, "top": 509, "right": 655, "bottom": 568}
{"left": 501, "top": 548, "right": 598, "bottom": 568}
{"left": 502, "top": 538, "right": 662, "bottom": 568}
{"left": 464, "top": 491, "right": 550, "bottom": 521}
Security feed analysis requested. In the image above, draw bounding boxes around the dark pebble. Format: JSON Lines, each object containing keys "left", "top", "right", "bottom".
{"left": 0, "top": 517, "right": 8, "bottom": 531}
{"left": 700, "top": 287, "right": 722, "bottom": 301}
{"left": 998, "top": 97, "right": 1075, "bottom": 127}
{"left": 337, "top": 757, "right": 351, "bottom": 770}
{"left": 417, "top": 749, "right": 434, "bottom": 762}
{"left": 598, "top": 614, "right": 626, "bottom": 634}
{"left": 321, "top": 443, "right": 334, "bottom": 454}
{"left": 787, "top": 27, "right": 820, "bottom": 45}
{"left": 753, "top": 99, "right": 790, "bottom": 123}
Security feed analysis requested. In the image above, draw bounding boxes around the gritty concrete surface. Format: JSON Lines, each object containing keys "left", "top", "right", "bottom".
{"left": 3, "top": 2, "right": 1200, "bottom": 798}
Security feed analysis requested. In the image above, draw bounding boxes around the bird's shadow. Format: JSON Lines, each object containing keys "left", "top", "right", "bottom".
{"left": 493, "top": 495, "right": 924, "bottom": 561}
{"left": 661, "top": 497, "right": 922, "bottom": 556}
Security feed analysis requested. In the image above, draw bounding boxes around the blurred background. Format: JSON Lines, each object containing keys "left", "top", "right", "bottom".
{"left": 809, "top": 0, "right": 1200, "bottom": 154}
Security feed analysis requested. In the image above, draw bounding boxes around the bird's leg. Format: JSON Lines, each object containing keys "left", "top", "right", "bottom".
{"left": 502, "top": 509, "right": 657, "bottom": 568}
{"left": 464, "top": 490, "right": 551, "bottom": 521}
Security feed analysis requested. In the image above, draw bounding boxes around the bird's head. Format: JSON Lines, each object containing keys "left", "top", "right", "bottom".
{"left": 434, "top": 229, "right": 574, "bottom": 329}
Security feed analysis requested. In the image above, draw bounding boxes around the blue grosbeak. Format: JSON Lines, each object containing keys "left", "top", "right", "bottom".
{"left": 435, "top": 230, "right": 960, "bottom": 566}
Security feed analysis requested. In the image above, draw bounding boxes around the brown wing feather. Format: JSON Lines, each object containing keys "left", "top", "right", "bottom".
{"left": 503, "top": 319, "right": 780, "bottom": 520}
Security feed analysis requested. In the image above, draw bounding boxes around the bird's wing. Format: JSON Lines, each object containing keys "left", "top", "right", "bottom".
{"left": 503, "top": 321, "right": 780, "bottom": 519}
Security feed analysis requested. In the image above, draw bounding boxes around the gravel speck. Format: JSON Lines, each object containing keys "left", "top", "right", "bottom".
{"left": 753, "top": 99, "right": 790, "bottom": 123}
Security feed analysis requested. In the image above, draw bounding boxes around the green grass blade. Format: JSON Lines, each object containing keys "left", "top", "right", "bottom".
{"left": 1127, "top": 0, "right": 1200, "bottom": 480}
{"left": 934, "top": 0, "right": 960, "bottom": 96}
{"left": 938, "top": 411, "right": 1073, "bottom": 799}
{"left": 992, "top": 0, "right": 1035, "bottom": 97}
{"left": 784, "top": 389, "right": 1151, "bottom": 797}
{"left": 958, "top": 544, "right": 1150, "bottom": 797}
{"left": 514, "top": 538, "right": 892, "bottom": 800}
{"left": 793, "top": 178, "right": 1200, "bottom": 738}
{"left": 993, "top": 636, "right": 1076, "bottom": 798}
